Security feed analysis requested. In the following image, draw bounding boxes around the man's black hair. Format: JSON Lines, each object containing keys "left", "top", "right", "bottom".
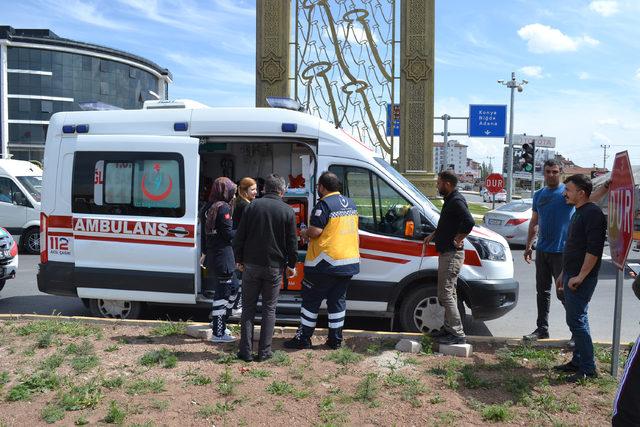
{"left": 438, "top": 170, "right": 458, "bottom": 187}
{"left": 264, "top": 174, "right": 286, "bottom": 194}
{"left": 543, "top": 159, "right": 561, "bottom": 169}
{"left": 318, "top": 171, "right": 341, "bottom": 192}
{"left": 564, "top": 174, "right": 592, "bottom": 197}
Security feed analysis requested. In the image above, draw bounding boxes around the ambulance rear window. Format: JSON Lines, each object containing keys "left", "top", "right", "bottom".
{"left": 72, "top": 151, "right": 185, "bottom": 217}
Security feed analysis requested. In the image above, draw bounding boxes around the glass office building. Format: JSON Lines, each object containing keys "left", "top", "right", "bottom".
{"left": 0, "top": 26, "right": 172, "bottom": 162}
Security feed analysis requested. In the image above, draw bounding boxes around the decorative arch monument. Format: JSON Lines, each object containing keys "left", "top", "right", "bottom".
{"left": 256, "top": 0, "right": 435, "bottom": 195}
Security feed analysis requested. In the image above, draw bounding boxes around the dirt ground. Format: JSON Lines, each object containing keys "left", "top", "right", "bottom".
{"left": 0, "top": 318, "right": 630, "bottom": 426}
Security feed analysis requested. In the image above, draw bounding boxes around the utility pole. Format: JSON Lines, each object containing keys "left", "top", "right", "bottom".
{"left": 601, "top": 144, "right": 611, "bottom": 169}
{"left": 498, "top": 72, "right": 528, "bottom": 202}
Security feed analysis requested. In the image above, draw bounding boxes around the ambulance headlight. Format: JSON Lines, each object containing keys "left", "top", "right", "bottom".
{"left": 468, "top": 236, "right": 506, "bottom": 261}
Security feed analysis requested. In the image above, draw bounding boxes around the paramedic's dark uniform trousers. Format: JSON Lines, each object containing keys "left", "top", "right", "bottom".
{"left": 612, "top": 334, "right": 640, "bottom": 426}
{"left": 299, "top": 272, "right": 350, "bottom": 343}
{"left": 209, "top": 274, "right": 240, "bottom": 337}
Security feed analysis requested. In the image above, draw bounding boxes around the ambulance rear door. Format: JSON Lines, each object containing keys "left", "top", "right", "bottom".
{"left": 71, "top": 135, "right": 200, "bottom": 305}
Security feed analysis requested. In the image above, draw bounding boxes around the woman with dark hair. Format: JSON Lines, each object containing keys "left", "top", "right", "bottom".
{"left": 203, "top": 177, "right": 237, "bottom": 343}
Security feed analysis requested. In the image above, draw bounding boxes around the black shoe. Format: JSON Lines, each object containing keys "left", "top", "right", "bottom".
{"left": 430, "top": 328, "right": 448, "bottom": 338}
{"left": 256, "top": 353, "right": 273, "bottom": 362}
{"left": 236, "top": 352, "right": 253, "bottom": 362}
{"left": 565, "top": 371, "right": 598, "bottom": 383}
{"left": 567, "top": 338, "right": 575, "bottom": 349}
{"left": 553, "top": 361, "right": 579, "bottom": 373}
{"left": 325, "top": 340, "right": 341, "bottom": 350}
{"left": 283, "top": 337, "right": 312, "bottom": 350}
{"left": 437, "top": 333, "right": 466, "bottom": 345}
{"left": 523, "top": 328, "right": 549, "bottom": 340}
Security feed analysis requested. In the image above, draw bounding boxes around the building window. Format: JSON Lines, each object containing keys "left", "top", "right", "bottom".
{"left": 41, "top": 100, "right": 53, "bottom": 113}
{"left": 19, "top": 99, "right": 31, "bottom": 112}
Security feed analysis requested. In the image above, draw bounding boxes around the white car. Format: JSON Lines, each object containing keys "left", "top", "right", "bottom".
{"left": 483, "top": 199, "right": 534, "bottom": 246}
{"left": 482, "top": 189, "right": 507, "bottom": 203}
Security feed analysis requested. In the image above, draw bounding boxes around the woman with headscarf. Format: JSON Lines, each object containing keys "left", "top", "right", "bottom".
{"left": 202, "top": 177, "right": 237, "bottom": 343}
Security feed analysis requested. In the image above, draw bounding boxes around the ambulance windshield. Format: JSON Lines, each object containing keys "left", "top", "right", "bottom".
{"left": 374, "top": 157, "right": 439, "bottom": 215}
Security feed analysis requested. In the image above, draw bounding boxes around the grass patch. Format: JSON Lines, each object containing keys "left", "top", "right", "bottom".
{"left": 481, "top": 403, "right": 513, "bottom": 422}
{"left": 593, "top": 375, "right": 618, "bottom": 394}
{"left": 40, "top": 353, "right": 65, "bottom": 371}
{"left": 58, "top": 381, "right": 103, "bottom": 410}
{"left": 461, "top": 365, "right": 491, "bottom": 389}
{"left": 71, "top": 355, "right": 100, "bottom": 373}
{"left": 428, "top": 359, "right": 463, "bottom": 390}
{"left": 149, "top": 398, "right": 169, "bottom": 411}
{"left": 504, "top": 374, "right": 533, "bottom": 402}
{"left": 41, "top": 404, "right": 65, "bottom": 423}
{"left": 353, "top": 373, "right": 379, "bottom": 407}
{"left": 366, "top": 342, "right": 382, "bottom": 355}
{"left": 6, "top": 371, "right": 61, "bottom": 401}
{"left": 104, "top": 344, "right": 120, "bottom": 352}
{"left": 65, "top": 340, "right": 94, "bottom": 356}
{"left": 216, "top": 352, "right": 238, "bottom": 365}
{"left": 400, "top": 378, "right": 428, "bottom": 407}
{"left": 421, "top": 334, "right": 434, "bottom": 354}
{"left": 139, "top": 348, "right": 177, "bottom": 369}
{"left": 218, "top": 368, "right": 239, "bottom": 396}
{"left": 214, "top": 401, "right": 237, "bottom": 416}
{"left": 183, "top": 369, "right": 211, "bottom": 386}
{"left": 248, "top": 368, "right": 271, "bottom": 379}
{"left": 323, "top": 347, "right": 363, "bottom": 366}
{"left": 0, "top": 371, "right": 9, "bottom": 387}
{"left": 430, "top": 393, "right": 445, "bottom": 404}
{"left": 266, "top": 380, "right": 295, "bottom": 396}
{"left": 16, "top": 319, "right": 102, "bottom": 338}
{"left": 126, "top": 378, "right": 166, "bottom": 395}
{"left": 102, "top": 376, "right": 124, "bottom": 389}
{"left": 36, "top": 332, "right": 54, "bottom": 348}
{"left": 103, "top": 400, "right": 126, "bottom": 424}
{"left": 318, "top": 396, "right": 347, "bottom": 425}
{"left": 384, "top": 372, "right": 411, "bottom": 387}
{"left": 197, "top": 404, "right": 216, "bottom": 418}
{"left": 149, "top": 322, "right": 186, "bottom": 337}
{"left": 270, "top": 350, "right": 292, "bottom": 367}
{"left": 434, "top": 411, "right": 457, "bottom": 425}
{"left": 74, "top": 416, "right": 89, "bottom": 425}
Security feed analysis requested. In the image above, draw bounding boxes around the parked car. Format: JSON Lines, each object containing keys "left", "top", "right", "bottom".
{"left": 0, "top": 227, "right": 19, "bottom": 292}
{"left": 482, "top": 199, "right": 534, "bottom": 246}
{"left": 482, "top": 189, "right": 507, "bottom": 203}
{"left": 0, "top": 159, "right": 42, "bottom": 254}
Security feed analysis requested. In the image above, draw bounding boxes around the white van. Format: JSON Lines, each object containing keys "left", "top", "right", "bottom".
{"left": 0, "top": 159, "right": 42, "bottom": 254}
{"left": 37, "top": 100, "right": 518, "bottom": 332}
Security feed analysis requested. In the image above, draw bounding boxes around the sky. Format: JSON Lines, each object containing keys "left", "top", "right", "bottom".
{"left": 3, "top": 0, "right": 640, "bottom": 171}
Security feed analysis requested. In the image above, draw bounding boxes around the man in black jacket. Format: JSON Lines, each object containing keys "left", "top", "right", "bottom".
{"left": 424, "top": 171, "right": 475, "bottom": 345}
{"left": 233, "top": 174, "right": 298, "bottom": 362}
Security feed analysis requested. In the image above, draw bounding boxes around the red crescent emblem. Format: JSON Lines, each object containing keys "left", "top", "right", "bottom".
{"left": 141, "top": 175, "right": 173, "bottom": 201}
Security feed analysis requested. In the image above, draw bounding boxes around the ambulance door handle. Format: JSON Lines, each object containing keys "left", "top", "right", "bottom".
{"left": 168, "top": 228, "right": 189, "bottom": 235}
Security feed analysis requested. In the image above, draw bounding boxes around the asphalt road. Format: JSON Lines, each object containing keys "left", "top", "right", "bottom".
{"left": 2, "top": 252, "right": 639, "bottom": 342}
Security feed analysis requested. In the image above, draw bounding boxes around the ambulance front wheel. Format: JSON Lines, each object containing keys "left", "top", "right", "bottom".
{"left": 89, "top": 299, "right": 143, "bottom": 319}
{"left": 398, "top": 286, "right": 445, "bottom": 333}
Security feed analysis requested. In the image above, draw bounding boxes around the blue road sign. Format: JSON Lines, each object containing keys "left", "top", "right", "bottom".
{"left": 386, "top": 103, "right": 400, "bottom": 137}
{"left": 468, "top": 104, "right": 507, "bottom": 138}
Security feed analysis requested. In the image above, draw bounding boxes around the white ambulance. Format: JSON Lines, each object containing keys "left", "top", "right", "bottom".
{"left": 37, "top": 100, "right": 518, "bottom": 331}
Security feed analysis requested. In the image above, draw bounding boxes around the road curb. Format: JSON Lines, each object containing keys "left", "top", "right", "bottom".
{"left": 0, "top": 313, "right": 624, "bottom": 347}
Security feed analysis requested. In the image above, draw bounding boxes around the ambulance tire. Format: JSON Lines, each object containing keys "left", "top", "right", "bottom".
{"left": 89, "top": 299, "right": 143, "bottom": 320}
{"left": 398, "top": 286, "right": 445, "bottom": 333}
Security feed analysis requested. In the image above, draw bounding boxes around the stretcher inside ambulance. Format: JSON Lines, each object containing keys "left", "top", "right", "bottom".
{"left": 37, "top": 99, "right": 518, "bottom": 332}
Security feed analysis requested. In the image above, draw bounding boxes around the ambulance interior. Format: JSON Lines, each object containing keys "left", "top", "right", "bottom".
{"left": 197, "top": 138, "right": 318, "bottom": 293}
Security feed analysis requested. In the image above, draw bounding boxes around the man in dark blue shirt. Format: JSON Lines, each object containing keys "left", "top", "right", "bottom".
{"left": 424, "top": 171, "right": 475, "bottom": 345}
{"left": 553, "top": 174, "right": 606, "bottom": 382}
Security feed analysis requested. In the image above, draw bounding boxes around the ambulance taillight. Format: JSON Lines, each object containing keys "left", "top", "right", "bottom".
{"left": 40, "top": 213, "right": 48, "bottom": 264}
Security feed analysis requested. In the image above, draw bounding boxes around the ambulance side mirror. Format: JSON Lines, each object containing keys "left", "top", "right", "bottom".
{"left": 404, "top": 206, "right": 429, "bottom": 239}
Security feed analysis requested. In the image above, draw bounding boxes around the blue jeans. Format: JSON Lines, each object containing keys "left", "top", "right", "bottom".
{"left": 563, "top": 273, "right": 598, "bottom": 375}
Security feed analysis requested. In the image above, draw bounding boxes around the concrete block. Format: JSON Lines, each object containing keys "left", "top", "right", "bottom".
{"left": 395, "top": 339, "right": 422, "bottom": 353}
{"left": 186, "top": 325, "right": 211, "bottom": 340}
{"left": 438, "top": 343, "right": 473, "bottom": 357}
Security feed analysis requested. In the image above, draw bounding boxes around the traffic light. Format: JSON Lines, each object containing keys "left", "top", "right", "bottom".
{"left": 520, "top": 143, "right": 534, "bottom": 172}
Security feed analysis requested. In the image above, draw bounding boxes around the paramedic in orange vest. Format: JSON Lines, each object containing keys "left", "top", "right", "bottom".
{"left": 284, "top": 171, "right": 360, "bottom": 350}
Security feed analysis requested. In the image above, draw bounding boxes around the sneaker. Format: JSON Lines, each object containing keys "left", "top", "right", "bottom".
{"left": 553, "top": 361, "right": 579, "bottom": 373}
{"left": 437, "top": 333, "right": 466, "bottom": 345}
{"left": 565, "top": 371, "right": 598, "bottom": 383}
{"left": 210, "top": 333, "right": 237, "bottom": 343}
{"left": 523, "top": 328, "right": 550, "bottom": 341}
{"left": 325, "top": 340, "right": 341, "bottom": 350}
{"left": 283, "top": 337, "right": 312, "bottom": 350}
{"left": 236, "top": 352, "right": 253, "bottom": 362}
{"left": 430, "top": 328, "right": 448, "bottom": 338}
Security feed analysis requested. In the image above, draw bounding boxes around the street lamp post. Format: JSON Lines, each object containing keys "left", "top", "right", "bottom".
{"left": 498, "top": 72, "right": 528, "bottom": 202}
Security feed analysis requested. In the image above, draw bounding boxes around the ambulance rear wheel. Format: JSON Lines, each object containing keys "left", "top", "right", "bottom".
{"left": 89, "top": 299, "right": 143, "bottom": 319}
{"left": 398, "top": 286, "right": 444, "bottom": 333}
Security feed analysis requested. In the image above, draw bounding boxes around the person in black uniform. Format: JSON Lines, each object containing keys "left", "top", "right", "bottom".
{"left": 612, "top": 273, "right": 640, "bottom": 425}
{"left": 203, "top": 177, "right": 237, "bottom": 343}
